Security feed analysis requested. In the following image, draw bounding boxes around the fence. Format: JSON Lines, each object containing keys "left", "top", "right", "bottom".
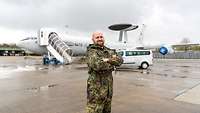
{"left": 153, "top": 51, "right": 200, "bottom": 59}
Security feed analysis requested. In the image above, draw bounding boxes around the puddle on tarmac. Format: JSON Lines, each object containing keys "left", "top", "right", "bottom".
{"left": 117, "top": 68, "right": 140, "bottom": 72}
{"left": 176, "top": 65, "right": 191, "bottom": 68}
{"left": 182, "top": 70, "right": 189, "bottom": 73}
{"left": 171, "top": 75, "right": 187, "bottom": 78}
{"left": 164, "top": 69, "right": 172, "bottom": 72}
{"left": 153, "top": 73, "right": 188, "bottom": 79}
{"left": 26, "top": 84, "right": 58, "bottom": 92}
{"left": 0, "top": 65, "right": 36, "bottom": 79}
{"left": 0, "top": 63, "right": 77, "bottom": 79}
{"left": 131, "top": 83, "right": 145, "bottom": 87}
{"left": 153, "top": 73, "right": 169, "bottom": 77}
{"left": 75, "top": 66, "right": 88, "bottom": 70}
{"left": 116, "top": 68, "right": 151, "bottom": 74}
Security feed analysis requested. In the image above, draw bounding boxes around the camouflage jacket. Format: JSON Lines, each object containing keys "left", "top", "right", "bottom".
{"left": 86, "top": 44, "right": 123, "bottom": 73}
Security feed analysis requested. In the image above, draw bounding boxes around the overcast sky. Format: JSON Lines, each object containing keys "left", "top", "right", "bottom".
{"left": 0, "top": 0, "right": 199, "bottom": 45}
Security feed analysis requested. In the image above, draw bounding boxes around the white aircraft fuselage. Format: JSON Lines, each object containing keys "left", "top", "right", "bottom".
{"left": 16, "top": 35, "right": 135, "bottom": 56}
{"left": 16, "top": 24, "right": 177, "bottom": 57}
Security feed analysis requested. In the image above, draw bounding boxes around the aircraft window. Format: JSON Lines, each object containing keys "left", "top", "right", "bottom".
{"left": 65, "top": 41, "right": 74, "bottom": 46}
{"left": 75, "top": 43, "right": 78, "bottom": 46}
{"left": 30, "top": 37, "right": 36, "bottom": 40}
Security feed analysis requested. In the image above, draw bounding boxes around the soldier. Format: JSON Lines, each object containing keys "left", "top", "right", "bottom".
{"left": 86, "top": 31, "right": 123, "bottom": 113}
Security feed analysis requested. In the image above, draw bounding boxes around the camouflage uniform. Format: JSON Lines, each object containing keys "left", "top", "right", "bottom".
{"left": 86, "top": 44, "right": 123, "bottom": 113}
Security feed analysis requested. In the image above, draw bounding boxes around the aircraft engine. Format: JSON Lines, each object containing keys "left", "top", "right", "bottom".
{"left": 159, "top": 45, "right": 174, "bottom": 55}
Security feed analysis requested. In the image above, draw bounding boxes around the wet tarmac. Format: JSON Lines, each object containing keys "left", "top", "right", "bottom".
{"left": 0, "top": 56, "right": 200, "bottom": 113}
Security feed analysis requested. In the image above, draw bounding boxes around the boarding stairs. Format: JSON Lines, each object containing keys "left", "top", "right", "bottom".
{"left": 46, "top": 32, "right": 72, "bottom": 64}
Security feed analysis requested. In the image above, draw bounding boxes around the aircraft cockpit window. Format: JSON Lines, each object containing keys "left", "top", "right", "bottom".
{"left": 20, "top": 37, "right": 37, "bottom": 41}
{"left": 21, "top": 37, "right": 29, "bottom": 41}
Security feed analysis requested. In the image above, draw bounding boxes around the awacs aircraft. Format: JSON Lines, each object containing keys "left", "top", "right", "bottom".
{"left": 16, "top": 24, "right": 173, "bottom": 65}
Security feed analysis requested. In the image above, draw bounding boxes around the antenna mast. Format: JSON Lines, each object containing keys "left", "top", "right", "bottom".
{"left": 138, "top": 24, "right": 146, "bottom": 46}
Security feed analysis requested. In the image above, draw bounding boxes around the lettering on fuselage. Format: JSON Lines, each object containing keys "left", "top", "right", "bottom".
{"left": 64, "top": 41, "right": 87, "bottom": 47}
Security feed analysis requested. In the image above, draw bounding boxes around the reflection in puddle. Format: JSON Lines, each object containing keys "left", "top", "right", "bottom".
{"left": 16, "top": 66, "right": 35, "bottom": 72}
{"left": 141, "top": 70, "right": 150, "bottom": 74}
{"left": 38, "top": 67, "right": 49, "bottom": 70}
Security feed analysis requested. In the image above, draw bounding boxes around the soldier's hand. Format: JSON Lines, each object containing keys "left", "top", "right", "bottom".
{"left": 103, "top": 58, "right": 113, "bottom": 64}
{"left": 111, "top": 55, "right": 118, "bottom": 61}
{"left": 103, "top": 58, "right": 109, "bottom": 62}
{"left": 112, "top": 55, "right": 117, "bottom": 58}
{"left": 103, "top": 55, "right": 118, "bottom": 63}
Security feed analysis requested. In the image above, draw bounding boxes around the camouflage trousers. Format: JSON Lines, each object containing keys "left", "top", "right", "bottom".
{"left": 86, "top": 72, "right": 113, "bottom": 113}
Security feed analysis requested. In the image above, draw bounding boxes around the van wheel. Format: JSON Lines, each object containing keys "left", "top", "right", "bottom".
{"left": 141, "top": 62, "right": 149, "bottom": 69}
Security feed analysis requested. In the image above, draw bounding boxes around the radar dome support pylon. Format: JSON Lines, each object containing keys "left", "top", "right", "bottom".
{"left": 108, "top": 24, "right": 139, "bottom": 43}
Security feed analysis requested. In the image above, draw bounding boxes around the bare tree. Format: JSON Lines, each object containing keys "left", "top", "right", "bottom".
{"left": 180, "top": 37, "right": 190, "bottom": 44}
{"left": 180, "top": 37, "right": 191, "bottom": 51}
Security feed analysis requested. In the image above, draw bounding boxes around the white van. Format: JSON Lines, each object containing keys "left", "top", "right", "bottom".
{"left": 117, "top": 49, "right": 153, "bottom": 69}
